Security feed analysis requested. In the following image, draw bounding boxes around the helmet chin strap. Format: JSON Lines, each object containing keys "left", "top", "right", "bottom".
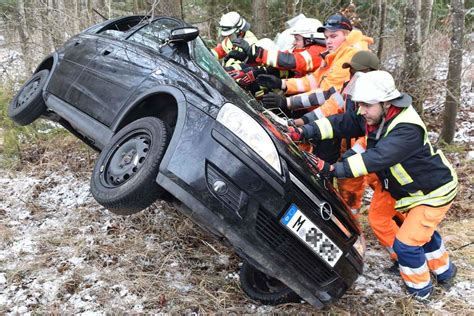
{"left": 375, "top": 102, "right": 386, "bottom": 140}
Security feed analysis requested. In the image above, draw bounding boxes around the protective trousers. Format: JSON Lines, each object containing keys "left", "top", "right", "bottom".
{"left": 393, "top": 203, "right": 454, "bottom": 297}
{"left": 366, "top": 173, "right": 401, "bottom": 261}
{"left": 337, "top": 176, "right": 365, "bottom": 214}
{"left": 337, "top": 138, "right": 367, "bottom": 215}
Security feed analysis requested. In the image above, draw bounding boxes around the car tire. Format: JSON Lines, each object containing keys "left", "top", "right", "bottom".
{"left": 8, "top": 69, "right": 49, "bottom": 126}
{"left": 239, "top": 261, "right": 301, "bottom": 305}
{"left": 90, "top": 117, "right": 170, "bottom": 215}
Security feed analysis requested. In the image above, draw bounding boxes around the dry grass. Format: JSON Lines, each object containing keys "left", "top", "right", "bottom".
{"left": 1, "top": 121, "right": 472, "bottom": 314}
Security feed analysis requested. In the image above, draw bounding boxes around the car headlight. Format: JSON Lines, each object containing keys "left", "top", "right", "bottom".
{"left": 217, "top": 103, "right": 282, "bottom": 175}
{"left": 352, "top": 234, "right": 366, "bottom": 258}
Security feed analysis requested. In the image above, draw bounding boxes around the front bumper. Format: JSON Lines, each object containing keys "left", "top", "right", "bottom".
{"left": 157, "top": 105, "right": 364, "bottom": 307}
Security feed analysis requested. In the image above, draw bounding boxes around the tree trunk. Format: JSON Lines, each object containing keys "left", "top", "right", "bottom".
{"left": 16, "top": 0, "right": 31, "bottom": 71}
{"left": 40, "top": 0, "right": 54, "bottom": 55}
{"left": 376, "top": 0, "right": 386, "bottom": 60}
{"left": 440, "top": 0, "right": 464, "bottom": 144}
{"left": 106, "top": 0, "right": 112, "bottom": 19}
{"left": 208, "top": 0, "right": 218, "bottom": 41}
{"left": 252, "top": 0, "right": 269, "bottom": 37}
{"left": 420, "top": 0, "right": 434, "bottom": 44}
{"left": 286, "top": 0, "right": 297, "bottom": 22}
{"left": 154, "top": 0, "right": 183, "bottom": 19}
{"left": 67, "top": 0, "right": 80, "bottom": 34}
{"left": 51, "top": 0, "right": 67, "bottom": 46}
{"left": 133, "top": 0, "right": 140, "bottom": 14}
{"left": 87, "top": 0, "right": 93, "bottom": 25}
{"left": 403, "top": 0, "right": 423, "bottom": 114}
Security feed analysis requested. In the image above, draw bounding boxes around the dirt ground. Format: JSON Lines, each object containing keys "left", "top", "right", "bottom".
{"left": 0, "top": 135, "right": 472, "bottom": 314}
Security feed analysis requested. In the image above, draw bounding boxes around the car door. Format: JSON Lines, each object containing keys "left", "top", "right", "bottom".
{"left": 68, "top": 17, "right": 184, "bottom": 127}
{"left": 46, "top": 33, "right": 99, "bottom": 101}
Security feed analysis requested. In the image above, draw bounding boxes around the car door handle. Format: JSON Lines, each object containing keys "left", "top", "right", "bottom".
{"left": 102, "top": 49, "right": 113, "bottom": 56}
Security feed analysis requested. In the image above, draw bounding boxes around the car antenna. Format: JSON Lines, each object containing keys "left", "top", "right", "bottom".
{"left": 93, "top": 8, "right": 108, "bottom": 21}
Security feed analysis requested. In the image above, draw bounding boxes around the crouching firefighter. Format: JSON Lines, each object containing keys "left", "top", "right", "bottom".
{"left": 286, "top": 70, "right": 458, "bottom": 300}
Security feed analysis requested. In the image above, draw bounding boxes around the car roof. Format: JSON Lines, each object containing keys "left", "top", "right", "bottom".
{"left": 83, "top": 15, "right": 187, "bottom": 38}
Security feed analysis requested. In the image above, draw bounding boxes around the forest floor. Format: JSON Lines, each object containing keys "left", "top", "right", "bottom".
{"left": 0, "top": 133, "right": 472, "bottom": 314}
{"left": 0, "top": 37, "right": 473, "bottom": 315}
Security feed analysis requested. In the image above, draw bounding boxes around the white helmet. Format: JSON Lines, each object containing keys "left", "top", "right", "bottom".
{"left": 255, "top": 38, "right": 277, "bottom": 50}
{"left": 290, "top": 18, "right": 325, "bottom": 40}
{"left": 219, "top": 11, "right": 250, "bottom": 37}
{"left": 274, "top": 28, "right": 296, "bottom": 51}
{"left": 349, "top": 71, "right": 412, "bottom": 107}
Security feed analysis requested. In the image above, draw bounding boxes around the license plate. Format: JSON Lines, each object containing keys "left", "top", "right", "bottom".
{"left": 281, "top": 204, "right": 342, "bottom": 267}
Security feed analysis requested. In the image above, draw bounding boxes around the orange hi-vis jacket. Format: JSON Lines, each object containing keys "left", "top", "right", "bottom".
{"left": 284, "top": 30, "right": 373, "bottom": 118}
{"left": 255, "top": 44, "right": 326, "bottom": 76}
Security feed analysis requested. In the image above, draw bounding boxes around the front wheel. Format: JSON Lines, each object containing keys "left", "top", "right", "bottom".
{"left": 90, "top": 117, "right": 170, "bottom": 215}
{"left": 239, "top": 261, "right": 301, "bottom": 305}
{"left": 8, "top": 69, "right": 49, "bottom": 125}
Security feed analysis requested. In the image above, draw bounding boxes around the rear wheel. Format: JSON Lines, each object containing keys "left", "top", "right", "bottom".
{"left": 8, "top": 69, "right": 49, "bottom": 125}
{"left": 239, "top": 261, "right": 301, "bottom": 305}
{"left": 90, "top": 117, "right": 169, "bottom": 215}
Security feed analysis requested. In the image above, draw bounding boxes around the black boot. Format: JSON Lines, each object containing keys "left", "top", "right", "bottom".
{"left": 437, "top": 263, "right": 457, "bottom": 290}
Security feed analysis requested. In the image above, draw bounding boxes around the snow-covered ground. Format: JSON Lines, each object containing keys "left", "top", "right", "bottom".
{"left": 0, "top": 168, "right": 472, "bottom": 313}
{"left": 1, "top": 29, "right": 472, "bottom": 314}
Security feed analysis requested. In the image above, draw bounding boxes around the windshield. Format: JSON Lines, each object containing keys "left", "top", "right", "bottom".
{"left": 192, "top": 37, "right": 253, "bottom": 100}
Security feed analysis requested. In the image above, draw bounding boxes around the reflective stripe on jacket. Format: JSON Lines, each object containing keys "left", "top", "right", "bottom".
{"left": 256, "top": 44, "right": 326, "bottom": 75}
{"left": 305, "top": 105, "right": 458, "bottom": 212}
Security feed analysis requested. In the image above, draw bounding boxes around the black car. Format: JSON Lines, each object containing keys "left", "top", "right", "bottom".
{"left": 8, "top": 15, "right": 365, "bottom": 308}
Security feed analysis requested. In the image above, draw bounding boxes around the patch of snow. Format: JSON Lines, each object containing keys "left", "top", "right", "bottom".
{"left": 1, "top": 167, "right": 472, "bottom": 313}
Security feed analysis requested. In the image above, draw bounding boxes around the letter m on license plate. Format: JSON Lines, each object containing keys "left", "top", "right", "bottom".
{"left": 281, "top": 204, "right": 342, "bottom": 267}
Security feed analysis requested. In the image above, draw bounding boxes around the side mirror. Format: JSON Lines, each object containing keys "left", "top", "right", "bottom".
{"left": 170, "top": 27, "right": 199, "bottom": 43}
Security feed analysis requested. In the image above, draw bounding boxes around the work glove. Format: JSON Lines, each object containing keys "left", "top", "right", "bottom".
{"left": 231, "top": 38, "right": 250, "bottom": 54}
{"left": 256, "top": 74, "right": 282, "bottom": 90}
{"left": 261, "top": 92, "right": 287, "bottom": 110}
{"left": 314, "top": 157, "right": 334, "bottom": 177}
{"left": 232, "top": 39, "right": 264, "bottom": 62}
{"left": 239, "top": 67, "right": 266, "bottom": 86}
{"left": 287, "top": 118, "right": 298, "bottom": 128}
{"left": 285, "top": 126, "right": 303, "bottom": 141}
{"left": 226, "top": 69, "right": 246, "bottom": 81}
{"left": 224, "top": 48, "right": 248, "bottom": 62}
{"left": 305, "top": 153, "right": 334, "bottom": 177}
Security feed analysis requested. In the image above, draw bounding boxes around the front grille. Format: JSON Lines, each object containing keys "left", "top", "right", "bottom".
{"left": 289, "top": 171, "right": 353, "bottom": 239}
{"left": 256, "top": 209, "right": 337, "bottom": 286}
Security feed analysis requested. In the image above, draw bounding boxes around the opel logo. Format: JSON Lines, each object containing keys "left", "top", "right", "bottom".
{"left": 319, "top": 201, "right": 333, "bottom": 221}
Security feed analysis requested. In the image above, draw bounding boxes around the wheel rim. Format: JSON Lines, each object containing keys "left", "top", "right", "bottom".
{"left": 16, "top": 77, "right": 41, "bottom": 109}
{"left": 101, "top": 132, "right": 151, "bottom": 187}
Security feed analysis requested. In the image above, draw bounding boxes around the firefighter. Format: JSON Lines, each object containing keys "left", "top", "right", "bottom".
{"left": 257, "top": 14, "right": 373, "bottom": 115}
{"left": 287, "top": 70, "right": 458, "bottom": 300}
{"left": 231, "top": 17, "right": 326, "bottom": 82}
{"left": 282, "top": 51, "right": 404, "bottom": 266}
{"left": 289, "top": 50, "right": 381, "bottom": 218}
{"left": 258, "top": 14, "right": 373, "bottom": 164}
{"left": 211, "top": 11, "right": 258, "bottom": 70}
{"left": 283, "top": 51, "right": 400, "bottom": 266}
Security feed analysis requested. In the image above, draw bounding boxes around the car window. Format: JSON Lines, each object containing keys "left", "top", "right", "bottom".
{"left": 192, "top": 37, "right": 247, "bottom": 96}
{"left": 127, "top": 18, "right": 182, "bottom": 51}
